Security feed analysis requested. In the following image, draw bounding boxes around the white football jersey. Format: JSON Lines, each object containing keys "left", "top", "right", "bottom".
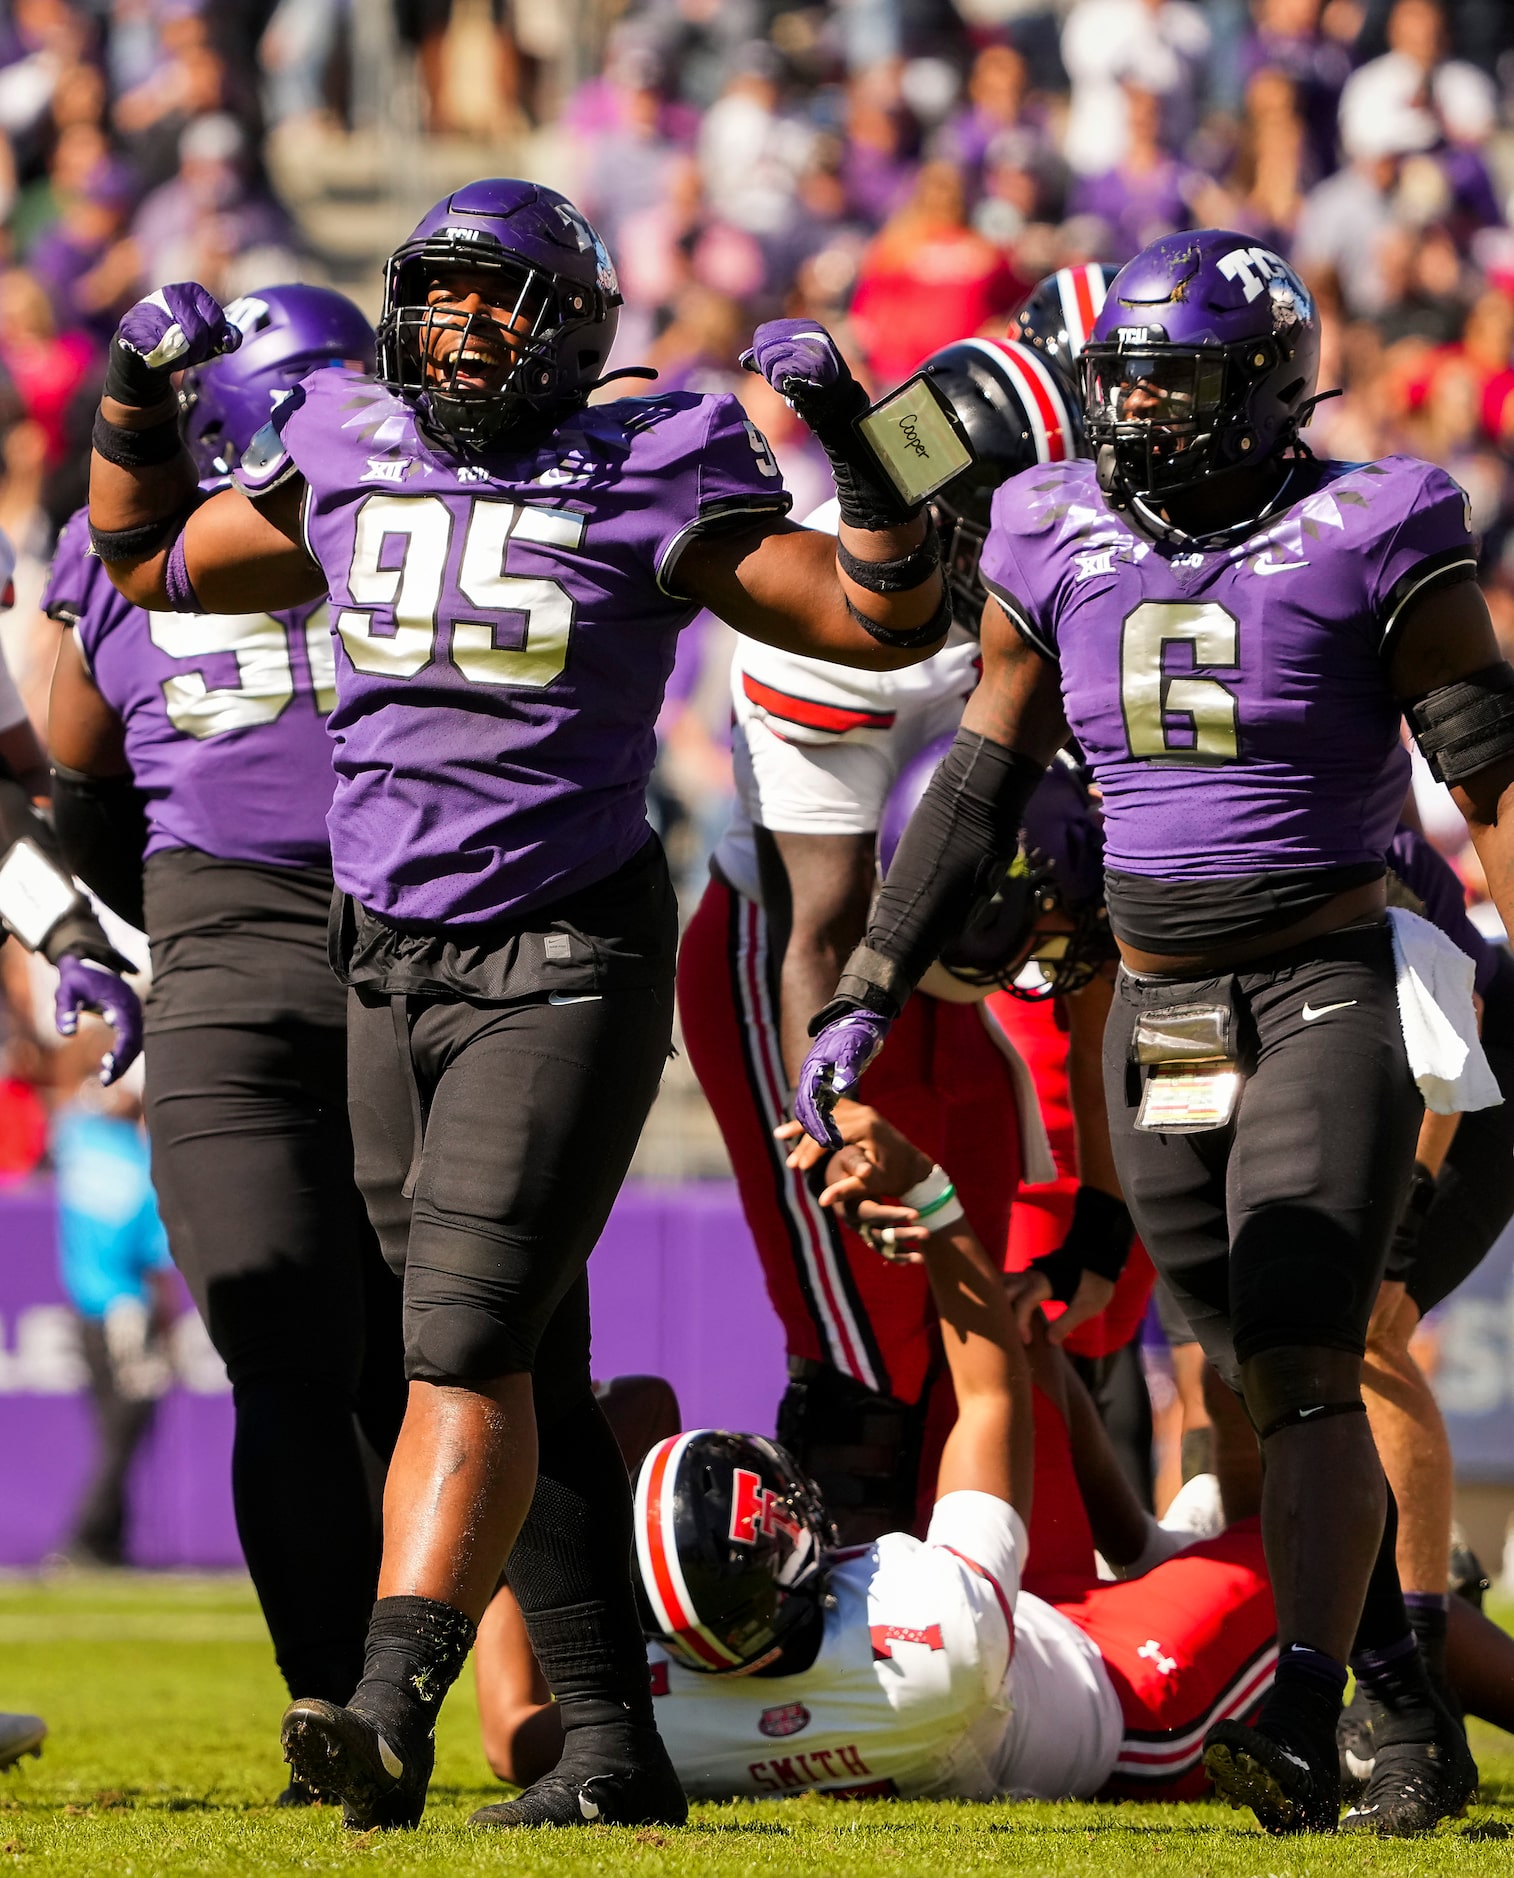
{"left": 714, "top": 497, "right": 981, "bottom": 905}
{"left": 648, "top": 1491, "right": 1122, "bottom": 1802}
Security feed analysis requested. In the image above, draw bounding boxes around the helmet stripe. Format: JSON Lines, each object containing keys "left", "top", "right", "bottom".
{"left": 634, "top": 1432, "right": 745, "bottom": 1671}
{"left": 1055, "top": 267, "right": 1106, "bottom": 356}
{"left": 959, "top": 338, "right": 1070, "bottom": 464}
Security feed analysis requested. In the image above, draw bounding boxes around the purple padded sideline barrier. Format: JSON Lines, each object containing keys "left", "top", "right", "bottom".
{"left": 0, "top": 1179, "right": 786, "bottom": 1568}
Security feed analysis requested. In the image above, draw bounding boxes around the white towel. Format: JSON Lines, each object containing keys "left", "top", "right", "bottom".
{"left": 1387, "top": 907, "right": 1502, "bottom": 1115}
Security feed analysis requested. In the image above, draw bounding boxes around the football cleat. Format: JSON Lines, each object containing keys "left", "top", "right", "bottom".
{"left": 1337, "top": 1684, "right": 1374, "bottom": 1799}
{"left": 0, "top": 1715, "right": 44, "bottom": 1770}
{"left": 1340, "top": 1726, "right": 1477, "bottom": 1837}
{"left": 274, "top": 1774, "right": 320, "bottom": 1807}
{"left": 469, "top": 1743, "right": 688, "bottom": 1831}
{"left": 280, "top": 1698, "right": 431, "bottom": 1831}
{"left": 1204, "top": 1716, "right": 1340, "bottom": 1833}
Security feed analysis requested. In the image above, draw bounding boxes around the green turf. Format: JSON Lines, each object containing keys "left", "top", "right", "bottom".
{"left": 0, "top": 1572, "right": 1510, "bottom": 1874}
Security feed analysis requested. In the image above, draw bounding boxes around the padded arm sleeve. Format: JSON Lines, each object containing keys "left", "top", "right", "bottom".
{"left": 829, "top": 728, "right": 1046, "bottom": 1017}
{"left": 51, "top": 765, "right": 148, "bottom": 931}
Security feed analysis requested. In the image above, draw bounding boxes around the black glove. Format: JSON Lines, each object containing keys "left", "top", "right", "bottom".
{"left": 1029, "top": 1185, "right": 1135, "bottom": 1305}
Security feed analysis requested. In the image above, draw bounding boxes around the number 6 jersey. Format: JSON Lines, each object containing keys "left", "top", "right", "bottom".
{"left": 978, "top": 455, "right": 1475, "bottom": 945}
{"left": 249, "top": 370, "right": 791, "bottom": 930}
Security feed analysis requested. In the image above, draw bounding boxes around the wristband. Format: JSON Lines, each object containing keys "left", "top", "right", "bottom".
{"left": 900, "top": 1163, "right": 965, "bottom": 1232}
{"left": 812, "top": 946, "right": 913, "bottom": 1029}
{"left": 103, "top": 332, "right": 175, "bottom": 411}
{"left": 1029, "top": 1184, "right": 1134, "bottom": 1304}
{"left": 92, "top": 409, "right": 183, "bottom": 469}
{"left": 836, "top": 521, "right": 941, "bottom": 594}
{"left": 163, "top": 532, "right": 201, "bottom": 612}
{"left": 843, "top": 581, "right": 952, "bottom": 650}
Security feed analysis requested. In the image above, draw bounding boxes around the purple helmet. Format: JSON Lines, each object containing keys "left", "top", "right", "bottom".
{"left": 1081, "top": 229, "right": 1319, "bottom": 511}
{"left": 879, "top": 743, "right": 1111, "bottom": 998}
{"left": 918, "top": 337, "right": 1083, "bottom": 627}
{"left": 179, "top": 285, "right": 375, "bottom": 479}
{"left": 1012, "top": 262, "right": 1121, "bottom": 392}
{"left": 376, "top": 178, "right": 621, "bottom": 449}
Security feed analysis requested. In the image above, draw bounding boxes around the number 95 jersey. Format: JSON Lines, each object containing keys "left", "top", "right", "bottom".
{"left": 44, "top": 504, "right": 337, "bottom": 870}
{"left": 979, "top": 456, "right": 1475, "bottom": 883}
{"left": 259, "top": 370, "right": 791, "bottom": 929}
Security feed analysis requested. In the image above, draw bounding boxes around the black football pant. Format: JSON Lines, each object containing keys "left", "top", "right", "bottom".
{"left": 344, "top": 980, "right": 674, "bottom": 1718}
{"left": 145, "top": 1021, "right": 406, "bottom": 1704}
{"left": 1105, "top": 923, "right": 1423, "bottom": 1658}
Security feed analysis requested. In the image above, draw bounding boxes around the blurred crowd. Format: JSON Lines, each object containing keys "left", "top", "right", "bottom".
{"left": 2, "top": 0, "right": 1514, "bottom": 1169}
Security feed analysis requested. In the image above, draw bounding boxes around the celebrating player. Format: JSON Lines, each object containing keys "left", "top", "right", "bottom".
{"left": 47, "top": 285, "right": 407, "bottom": 1791}
{"left": 470, "top": 1114, "right": 1278, "bottom": 1817}
{"left": 794, "top": 229, "right": 1512, "bottom": 1834}
{"left": 85, "top": 180, "right": 952, "bottom": 1831}
{"left": 679, "top": 336, "right": 1077, "bottom": 1538}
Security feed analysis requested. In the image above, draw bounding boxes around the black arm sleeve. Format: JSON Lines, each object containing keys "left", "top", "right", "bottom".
{"left": 0, "top": 773, "right": 132, "bottom": 971}
{"left": 51, "top": 764, "right": 148, "bottom": 931}
{"left": 817, "top": 728, "right": 1048, "bottom": 1022}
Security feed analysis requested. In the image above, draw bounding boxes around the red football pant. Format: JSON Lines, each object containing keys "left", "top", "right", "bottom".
{"left": 679, "top": 878, "right": 1023, "bottom": 1407}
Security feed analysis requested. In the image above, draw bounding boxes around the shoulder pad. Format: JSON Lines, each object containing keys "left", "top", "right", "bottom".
{"left": 234, "top": 421, "right": 300, "bottom": 500}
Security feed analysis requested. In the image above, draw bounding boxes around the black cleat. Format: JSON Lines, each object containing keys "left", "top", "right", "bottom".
{"left": 0, "top": 1715, "right": 44, "bottom": 1771}
{"left": 1337, "top": 1685, "right": 1375, "bottom": 1800}
{"left": 470, "top": 1737, "right": 688, "bottom": 1831}
{"left": 280, "top": 1698, "right": 432, "bottom": 1831}
{"left": 274, "top": 1774, "right": 321, "bottom": 1807}
{"left": 1340, "top": 1725, "right": 1477, "bottom": 1837}
{"left": 1204, "top": 1717, "right": 1340, "bottom": 1834}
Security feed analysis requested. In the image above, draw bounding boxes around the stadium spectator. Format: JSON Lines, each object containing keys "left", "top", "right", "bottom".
{"left": 1060, "top": 0, "right": 1212, "bottom": 178}
{"left": 53, "top": 1067, "right": 174, "bottom": 1568}
{"left": 1071, "top": 82, "right": 1206, "bottom": 259}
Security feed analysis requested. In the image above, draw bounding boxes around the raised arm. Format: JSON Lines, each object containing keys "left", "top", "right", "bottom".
{"left": 818, "top": 1122, "right": 1033, "bottom": 1515}
{"left": 677, "top": 322, "right": 949, "bottom": 670}
{"left": 793, "top": 597, "right": 1068, "bottom": 1144}
{"left": 88, "top": 284, "right": 326, "bottom": 616}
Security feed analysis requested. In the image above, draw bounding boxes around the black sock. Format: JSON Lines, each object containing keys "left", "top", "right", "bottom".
{"left": 348, "top": 1595, "right": 476, "bottom": 1749}
{"left": 1404, "top": 1592, "right": 1450, "bottom": 1699}
{"left": 1351, "top": 1482, "right": 1410, "bottom": 1656}
{"left": 1350, "top": 1633, "right": 1445, "bottom": 1748}
{"left": 1259, "top": 1644, "right": 1347, "bottom": 1756}
{"left": 507, "top": 1394, "right": 660, "bottom": 1766}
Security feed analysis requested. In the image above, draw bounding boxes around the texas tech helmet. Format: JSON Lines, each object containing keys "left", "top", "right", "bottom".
{"left": 376, "top": 178, "right": 622, "bottom": 448}
{"left": 1013, "top": 263, "right": 1120, "bottom": 388}
{"left": 179, "top": 284, "right": 375, "bottom": 478}
{"left": 917, "top": 337, "right": 1081, "bottom": 626}
{"left": 635, "top": 1430, "right": 834, "bottom": 1675}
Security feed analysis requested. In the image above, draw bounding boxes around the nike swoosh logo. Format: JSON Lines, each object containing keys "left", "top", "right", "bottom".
{"left": 377, "top": 1736, "right": 404, "bottom": 1779}
{"left": 1297, "top": 1405, "right": 1324, "bottom": 1417}
{"left": 1302, "top": 1000, "right": 1357, "bottom": 1021}
{"left": 1254, "top": 556, "right": 1310, "bottom": 576}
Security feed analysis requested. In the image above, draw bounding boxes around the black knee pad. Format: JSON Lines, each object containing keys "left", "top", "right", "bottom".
{"left": 1240, "top": 1343, "right": 1365, "bottom": 1437}
{"left": 403, "top": 1301, "right": 531, "bottom": 1384}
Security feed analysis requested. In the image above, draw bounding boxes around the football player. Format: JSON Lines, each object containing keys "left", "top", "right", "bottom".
{"left": 793, "top": 229, "right": 1513, "bottom": 1834}
{"left": 678, "top": 337, "right": 1078, "bottom": 1539}
{"left": 469, "top": 1114, "right": 1279, "bottom": 1818}
{"left": 1010, "top": 261, "right": 1120, "bottom": 405}
{"left": 84, "top": 180, "right": 952, "bottom": 1832}
{"left": 0, "top": 530, "right": 141, "bottom": 1080}
{"left": 46, "top": 285, "right": 408, "bottom": 1793}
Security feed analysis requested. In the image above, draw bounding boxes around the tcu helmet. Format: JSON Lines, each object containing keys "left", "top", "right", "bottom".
{"left": 635, "top": 1430, "right": 834, "bottom": 1674}
{"left": 179, "top": 284, "right": 375, "bottom": 478}
{"left": 880, "top": 744, "right": 1111, "bottom": 1000}
{"left": 1013, "top": 263, "right": 1120, "bottom": 388}
{"left": 376, "top": 178, "right": 622, "bottom": 447}
{"left": 1082, "top": 229, "right": 1319, "bottom": 512}
{"left": 917, "top": 337, "right": 1082, "bottom": 623}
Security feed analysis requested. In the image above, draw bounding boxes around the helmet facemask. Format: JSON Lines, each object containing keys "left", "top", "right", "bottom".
{"left": 378, "top": 247, "right": 603, "bottom": 449}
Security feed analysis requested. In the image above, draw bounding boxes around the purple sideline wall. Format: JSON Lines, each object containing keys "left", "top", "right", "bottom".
{"left": 0, "top": 1180, "right": 786, "bottom": 1568}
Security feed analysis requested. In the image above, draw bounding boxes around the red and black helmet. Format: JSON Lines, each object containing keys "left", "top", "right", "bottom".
{"left": 634, "top": 1430, "right": 834, "bottom": 1675}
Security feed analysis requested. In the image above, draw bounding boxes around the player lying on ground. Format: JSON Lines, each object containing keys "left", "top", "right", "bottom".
{"left": 466, "top": 1111, "right": 1278, "bottom": 1815}
{"left": 47, "top": 287, "right": 405, "bottom": 1798}
{"left": 795, "top": 228, "right": 1514, "bottom": 1836}
{"left": 87, "top": 179, "right": 952, "bottom": 1833}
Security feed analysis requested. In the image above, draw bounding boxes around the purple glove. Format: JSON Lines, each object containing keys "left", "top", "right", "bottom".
{"left": 54, "top": 956, "right": 143, "bottom": 1087}
{"left": 739, "top": 319, "right": 863, "bottom": 434}
{"left": 793, "top": 1009, "right": 893, "bottom": 1150}
{"left": 106, "top": 284, "right": 242, "bottom": 408}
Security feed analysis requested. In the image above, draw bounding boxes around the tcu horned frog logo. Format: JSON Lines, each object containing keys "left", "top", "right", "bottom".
{"left": 728, "top": 1469, "right": 804, "bottom": 1545}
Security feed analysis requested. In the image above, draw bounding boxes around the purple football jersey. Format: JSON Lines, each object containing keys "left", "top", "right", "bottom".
{"left": 44, "top": 505, "right": 336, "bottom": 870}
{"left": 980, "top": 456, "right": 1475, "bottom": 878}
{"left": 264, "top": 369, "right": 789, "bottom": 927}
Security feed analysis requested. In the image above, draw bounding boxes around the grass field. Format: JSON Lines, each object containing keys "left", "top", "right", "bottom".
{"left": 0, "top": 1572, "right": 1512, "bottom": 1876}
